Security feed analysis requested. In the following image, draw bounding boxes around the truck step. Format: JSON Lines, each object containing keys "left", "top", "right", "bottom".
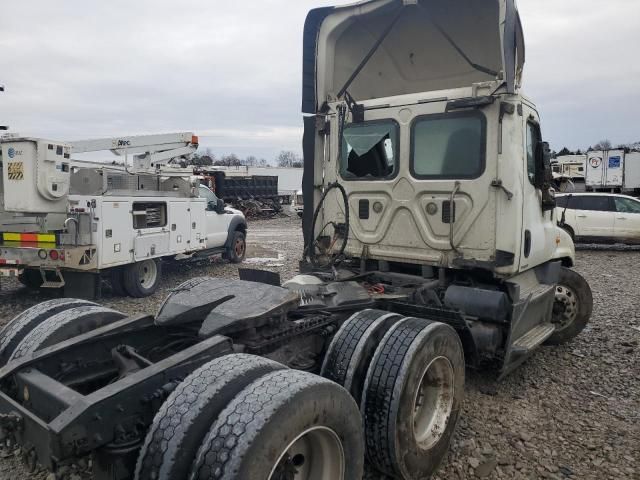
{"left": 511, "top": 323, "right": 555, "bottom": 354}
{"left": 41, "top": 280, "right": 65, "bottom": 289}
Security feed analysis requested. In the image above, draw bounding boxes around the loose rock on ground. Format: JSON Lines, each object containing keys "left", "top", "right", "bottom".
{"left": 0, "top": 216, "right": 637, "bottom": 479}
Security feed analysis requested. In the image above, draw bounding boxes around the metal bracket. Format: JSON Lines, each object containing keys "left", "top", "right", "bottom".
{"left": 491, "top": 179, "right": 514, "bottom": 200}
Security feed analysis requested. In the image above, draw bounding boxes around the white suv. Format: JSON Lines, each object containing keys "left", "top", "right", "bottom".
{"left": 556, "top": 193, "right": 640, "bottom": 243}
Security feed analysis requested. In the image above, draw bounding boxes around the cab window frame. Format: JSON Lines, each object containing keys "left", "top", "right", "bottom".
{"left": 409, "top": 110, "right": 487, "bottom": 181}
{"left": 339, "top": 118, "right": 400, "bottom": 182}
{"left": 526, "top": 119, "right": 541, "bottom": 187}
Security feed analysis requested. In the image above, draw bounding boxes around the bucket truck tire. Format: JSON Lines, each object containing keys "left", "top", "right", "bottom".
{"left": 321, "top": 309, "right": 402, "bottom": 404}
{"left": 361, "top": 317, "right": 465, "bottom": 480}
{"left": 546, "top": 267, "right": 593, "bottom": 345}
{"left": 9, "top": 305, "right": 126, "bottom": 362}
{"left": 123, "top": 259, "right": 162, "bottom": 298}
{"left": 135, "top": 354, "right": 285, "bottom": 480}
{"left": 189, "top": 370, "right": 364, "bottom": 480}
{"left": 110, "top": 268, "right": 128, "bottom": 297}
{"left": 0, "top": 298, "right": 98, "bottom": 366}
{"left": 225, "top": 230, "right": 246, "bottom": 264}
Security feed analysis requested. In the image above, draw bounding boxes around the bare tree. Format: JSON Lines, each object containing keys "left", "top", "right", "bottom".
{"left": 592, "top": 139, "right": 612, "bottom": 151}
{"left": 216, "top": 154, "right": 242, "bottom": 167}
{"left": 276, "top": 151, "right": 303, "bottom": 168}
{"left": 244, "top": 155, "right": 258, "bottom": 167}
{"left": 258, "top": 158, "right": 269, "bottom": 167}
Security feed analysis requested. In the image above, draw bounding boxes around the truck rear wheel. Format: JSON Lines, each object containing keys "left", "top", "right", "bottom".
{"left": 9, "top": 305, "right": 126, "bottom": 362}
{"left": 321, "top": 309, "right": 401, "bottom": 404}
{"left": 123, "top": 259, "right": 162, "bottom": 298}
{"left": 190, "top": 370, "right": 364, "bottom": 480}
{"left": 226, "top": 230, "right": 246, "bottom": 264}
{"left": 135, "top": 354, "right": 285, "bottom": 480}
{"left": 546, "top": 267, "right": 593, "bottom": 345}
{"left": 361, "top": 317, "right": 465, "bottom": 480}
{"left": 0, "top": 298, "right": 98, "bottom": 365}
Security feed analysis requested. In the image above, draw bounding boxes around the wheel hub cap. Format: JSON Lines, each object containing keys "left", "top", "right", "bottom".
{"left": 412, "top": 356, "right": 455, "bottom": 450}
{"left": 553, "top": 285, "right": 578, "bottom": 331}
{"left": 269, "top": 427, "right": 345, "bottom": 480}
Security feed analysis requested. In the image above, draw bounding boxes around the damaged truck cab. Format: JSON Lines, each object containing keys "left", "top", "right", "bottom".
{"left": 301, "top": 0, "right": 588, "bottom": 370}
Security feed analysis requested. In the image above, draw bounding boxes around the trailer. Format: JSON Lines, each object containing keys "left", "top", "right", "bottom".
{"left": 0, "top": 132, "right": 247, "bottom": 298}
{"left": 0, "top": 1, "right": 593, "bottom": 479}
{"left": 196, "top": 169, "right": 289, "bottom": 217}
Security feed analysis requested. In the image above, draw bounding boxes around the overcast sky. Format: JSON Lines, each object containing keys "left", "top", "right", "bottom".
{"left": 1, "top": 0, "right": 638, "bottom": 161}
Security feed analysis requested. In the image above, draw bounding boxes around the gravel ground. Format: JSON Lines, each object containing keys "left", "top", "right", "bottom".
{"left": 0, "top": 216, "right": 638, "bottom": 479}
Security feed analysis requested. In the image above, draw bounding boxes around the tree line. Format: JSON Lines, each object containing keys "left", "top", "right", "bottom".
{"left": 189, "top": 149, "right": 303, "bottom": 168}
{"left": 554, "top": 139, "right": 640, "bottom": 157}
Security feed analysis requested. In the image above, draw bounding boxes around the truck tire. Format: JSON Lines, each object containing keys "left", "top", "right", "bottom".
{"left": 135, "top": 354, "right": 285, "bottom": 480}
{"left": 225, "top": 230, "right": 246, "bottom": 264}
{"left": 123, "top": 259, "right": 162, "bottom": 298}
{"left": 110, "top": 268, "right": 128, "bottom": 297}
{"left": 546, "top": 267, "right": 593, "bottom": 345}
{"left": 190, "top": 370, "right": 364, "bottom": 480}
{"left": 361, "top": 317, "right": 465, "bottom": 480}
{"left": 0, "top": 298, "right": 97, "bottom": 366}
{"left": 321, "top": 309, "right": 401, "bottom": 404}
{"left": 9, "top": 305, "right": 126, "bottom": 362}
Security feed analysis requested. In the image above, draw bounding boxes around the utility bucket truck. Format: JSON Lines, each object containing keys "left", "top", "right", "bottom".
{"left": 0, "top": 1, "right": 592, "bottom": 479}
{"left": 0, "top": 133, "right": 247, "bottom": 298}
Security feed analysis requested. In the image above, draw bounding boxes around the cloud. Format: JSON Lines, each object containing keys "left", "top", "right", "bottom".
{"left": 1, "top": 0, "right": 638, "bottom": 159}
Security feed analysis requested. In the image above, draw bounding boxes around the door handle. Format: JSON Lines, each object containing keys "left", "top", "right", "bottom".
{"left": 617, "top": 217, "right": 627, "bottom": 221}
{"left": 577, "top": 215, "right": 587, "bottom": 218}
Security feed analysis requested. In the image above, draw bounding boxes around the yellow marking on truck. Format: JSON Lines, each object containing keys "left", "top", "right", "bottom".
{"left": 7, "top": 162, "right": 24, "bottom": 181}
{"left": 1, "top": 233, "right": 56, "bottom": 244}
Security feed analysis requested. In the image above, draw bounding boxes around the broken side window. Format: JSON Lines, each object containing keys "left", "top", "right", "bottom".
{"left": 340, "top": 121, "right": 398, "bottom": 180}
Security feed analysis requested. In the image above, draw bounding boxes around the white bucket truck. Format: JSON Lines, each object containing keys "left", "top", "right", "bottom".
{"left": 0, "top": 132, "right": 247, "bottom": 298}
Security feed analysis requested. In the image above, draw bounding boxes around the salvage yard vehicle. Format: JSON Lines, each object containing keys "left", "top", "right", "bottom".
{"left": 557, "top": 192, "right": 640, "bottom": 244}
{"left": 0, "top": 1, "right": 593, "bottom": 479}
{"left": 0, "top": 132, "right": 247, "bottom": 298}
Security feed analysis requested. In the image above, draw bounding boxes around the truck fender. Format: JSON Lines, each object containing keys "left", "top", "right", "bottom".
{"left": 551, "top": 226, "right": 575, "bottom": 268}
{"left": 225, "top": 217, "right": 247, "bottom": 249}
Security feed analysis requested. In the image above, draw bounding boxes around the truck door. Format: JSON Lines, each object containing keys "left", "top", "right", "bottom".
{"left": 586, "top": 151, "right": 605, "bottom": 189}
{"left": 101, "top": 201, "right": 133, "bottom": 267}
{"left": 519, "top": 105, "right": 557, "bottom": 270}
{"left": 168, "top": 202, "right": 190, "bottom": 253}
{"left": 605, "top": 150, "right": 624, "bottom": 189}
{"left": 199, "top": 186, "right": 230, "bottom": 248}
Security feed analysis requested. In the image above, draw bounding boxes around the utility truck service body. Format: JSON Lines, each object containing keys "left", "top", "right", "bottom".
{"left": 0, "top": 134, "right": 247, "bottom": 298}
{"left": 0, "top": 2, "right": 592, "bottom": 480}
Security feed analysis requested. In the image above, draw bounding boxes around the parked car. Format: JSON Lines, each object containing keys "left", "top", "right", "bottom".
{"left": 556, "top": 193, "right": 640, "bottom": 243}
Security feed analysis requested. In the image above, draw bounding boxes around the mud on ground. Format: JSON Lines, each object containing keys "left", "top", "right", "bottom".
{"left": 0, "top": 216, "right": 637, "bottom": 480}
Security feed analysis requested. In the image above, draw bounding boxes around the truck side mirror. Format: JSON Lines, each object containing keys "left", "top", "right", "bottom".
{"left": 215, "top": 198, "right": 226, "bottom": 214}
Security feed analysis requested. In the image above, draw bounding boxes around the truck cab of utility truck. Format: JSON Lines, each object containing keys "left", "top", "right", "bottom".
{"left": 302, "top": 0, "right": 590, "bottom": 372}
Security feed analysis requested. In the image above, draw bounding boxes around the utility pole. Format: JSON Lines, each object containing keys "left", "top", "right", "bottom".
{"left": 0, "top": 84, "right": 8, "bottom": 131}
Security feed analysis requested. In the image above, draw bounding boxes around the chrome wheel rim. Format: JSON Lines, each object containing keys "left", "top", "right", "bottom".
{"left": 553, "top": 284, "right": 578, "bottom": 331}
{"left": 269, "top": 427, "right": 345, "bottom": 480}
{"left": 139, "top": 261, "right": 157, "bottom": 288}
{"left": 412, "top": 356, "right": 455, "bottom": 450}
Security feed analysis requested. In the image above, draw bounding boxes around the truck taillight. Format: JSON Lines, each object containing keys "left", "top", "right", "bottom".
{"left": 49, "top": 250, "right": 59, "bottom": 261}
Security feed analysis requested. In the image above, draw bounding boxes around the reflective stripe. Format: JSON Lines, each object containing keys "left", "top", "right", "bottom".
{"left": 1, "top": 233, "right": 56, "bottom": 244}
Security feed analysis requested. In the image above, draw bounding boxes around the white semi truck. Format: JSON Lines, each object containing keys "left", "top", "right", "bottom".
{"left": 0, "top": 131, "right": 247, "bottom": 298}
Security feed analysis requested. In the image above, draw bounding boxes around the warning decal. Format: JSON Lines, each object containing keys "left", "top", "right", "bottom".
{"left": 7, "top": 162, "right": 24, "bottom": 181}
